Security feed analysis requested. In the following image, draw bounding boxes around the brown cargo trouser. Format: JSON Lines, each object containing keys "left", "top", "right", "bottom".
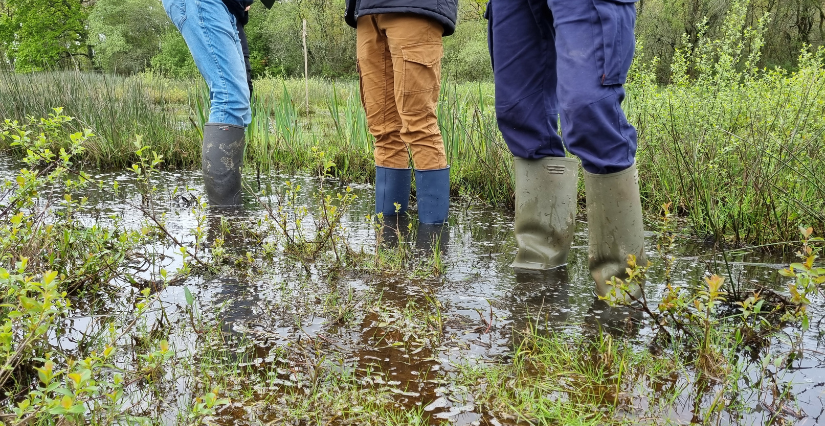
{"left": 356, "top": 14, "right": 448, "bottom": 171}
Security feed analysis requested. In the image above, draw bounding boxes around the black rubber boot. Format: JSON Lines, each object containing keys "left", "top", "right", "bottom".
{"left": 202, "top": 123, "right": 245, "bottom": 206}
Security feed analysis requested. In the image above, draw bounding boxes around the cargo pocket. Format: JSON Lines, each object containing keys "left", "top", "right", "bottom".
{"left": 592, "top": 0, "right": 636, "bottom": 85}
{"left": 400, "top": 42, "right": 443, "bottom": 114}
{"left": 162, "top": 0, "right": 187, "bottom": 29}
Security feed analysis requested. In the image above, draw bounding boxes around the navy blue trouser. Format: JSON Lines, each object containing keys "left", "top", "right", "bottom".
{"left": 488, "top": 0, "right": 638, "bottom": 174}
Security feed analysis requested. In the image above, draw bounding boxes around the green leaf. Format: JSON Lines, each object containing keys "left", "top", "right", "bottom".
{"left": 184, "top": 286, "right": 194, "bottom": 307}
{"left": 54, "top": 387, "right": 74, "bottom": 396}
{"left": 20, "top": 296, "right": 41, "bottom": 312}
{"left": 42, "top": 270, "right": 58, "bottom": 285}
{"left": 754, "top": 299, "right": 764, "bottom": 314}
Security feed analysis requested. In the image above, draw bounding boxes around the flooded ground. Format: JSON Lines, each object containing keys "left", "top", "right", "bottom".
{"left": 2, "top": 155, "right": 823, "bottom": 425}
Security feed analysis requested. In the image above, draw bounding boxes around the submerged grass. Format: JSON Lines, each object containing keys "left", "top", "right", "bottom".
{"left": 455, "top": 323, "right": 752, "bottom": 425}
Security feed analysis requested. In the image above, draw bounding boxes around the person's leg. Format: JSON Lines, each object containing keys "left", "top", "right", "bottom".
{"left": 164, "top": 0, "right": 250, "bottom": 127}
{"left": 357, "top": 15, "right": 411, "bottom": 216}
{"left": 380, "top": 13, "right": 447, "bottom": 171}
{"left": 357, "top": 15, "right": 407, "bottom": 170}
{"left": 380, "top": 13, "right": 450, "bottom": 224}
{"left": 162, "top": 0, "right": 250, "bottom": 205}
{"left": 489, "top": 0, "right": 577, "bottom": 269}
{"left": 489, "top": 0, "right": 565, "bottom": 159}
{"left": 549, "top": 0, "right": 637, "bottom": 174}
{"left": 549, "top": 0, "right": 645, "bottom": 300}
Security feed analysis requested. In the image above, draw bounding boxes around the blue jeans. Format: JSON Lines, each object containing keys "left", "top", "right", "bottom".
{"left": 487, "top": 0, "right": 638, "bottom": 174}
{"left": 162, "top": 0, "right": 250, "bottom": 127}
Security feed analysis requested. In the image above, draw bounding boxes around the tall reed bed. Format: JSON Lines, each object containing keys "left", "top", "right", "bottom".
{"left": 438, "top": 83, "right": 512, "bottom": 205}
{"left": 0, "top": 71, "right": 201, "bottom": 168}
{"left": 248, "top": 79, "right": 374, "bottom": 182}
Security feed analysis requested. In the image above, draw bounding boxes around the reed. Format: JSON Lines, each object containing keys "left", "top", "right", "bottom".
{"left": 0, "top": 70, "right": 201, "bottom": 168}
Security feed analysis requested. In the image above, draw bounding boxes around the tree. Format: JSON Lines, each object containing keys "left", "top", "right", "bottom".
{"left": 0, "top": 0, "right": 89, "bottom": 72}
{"left": 88, "top": 0, "right": 170, "bottom": 74}
{"left": 150, "top": 30, "right": 199, "bottom": 78}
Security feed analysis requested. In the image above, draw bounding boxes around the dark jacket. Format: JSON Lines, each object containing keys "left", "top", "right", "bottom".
{"left": 345, "top": 0, "right": 459, "bottom": 36}
{"left": 223, "top": 0, "right": 254, "bottom": 25}
{"left": 224, "top": 0, "right": 275, "bottom": 26}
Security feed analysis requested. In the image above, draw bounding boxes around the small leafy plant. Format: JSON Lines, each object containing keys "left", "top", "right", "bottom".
{"left": 779, "top": 226, "right": 824, "bottom": 329}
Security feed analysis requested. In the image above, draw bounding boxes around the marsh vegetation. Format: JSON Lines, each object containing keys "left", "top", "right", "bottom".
{"left": 0, "top": 1, "right": 824, "bottom": 425}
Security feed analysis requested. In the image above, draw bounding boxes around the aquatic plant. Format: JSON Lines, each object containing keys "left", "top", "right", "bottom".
{"left": 779, "top": 226, "right": 825, "bottom": 328}
{"left": 0, "top": 112, "right": 182, "bottom": 424}
{"left": 253, "top": 147, "right": 359, "bottom": 268}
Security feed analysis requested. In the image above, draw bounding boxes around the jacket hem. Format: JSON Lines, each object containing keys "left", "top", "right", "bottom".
{"left": 350, "top": 7, "right": 456, "bottom": 36}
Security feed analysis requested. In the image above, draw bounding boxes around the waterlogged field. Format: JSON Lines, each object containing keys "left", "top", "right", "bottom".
{"left": 0, "top": 130, "right": 823, "bottom": 424}
{"left": 0, "top": 53, "right": 823, "bottom": 246}
{"left": 2, "top": 8, "right": 825, "bottom": 423}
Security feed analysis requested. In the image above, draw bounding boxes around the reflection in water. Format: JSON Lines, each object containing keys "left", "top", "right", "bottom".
{"left": 584, "top": 298, "right": 644, "bottom": 338}
{"left": 377, "top": 214, "right": 412, "bottom": 248}
{"left": 3, "top": 153, "right": 822, "bottom": 425}
{"left": 376, "top": 215, "right": 450, "bottom": 258}
{"left": 508, "top": 267, "right": 572, "bottom": 332}
{"left": 415, "top": 223, "right": 450, "bottom": 256}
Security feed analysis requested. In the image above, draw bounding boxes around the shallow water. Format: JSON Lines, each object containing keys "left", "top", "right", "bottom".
{"left": 2, "top": 156, "right": 823, "bottom": 425}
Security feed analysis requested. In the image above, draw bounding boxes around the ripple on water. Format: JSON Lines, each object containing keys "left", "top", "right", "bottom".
{"left": 3, "top": 155, "right": 821, "bottom": 425}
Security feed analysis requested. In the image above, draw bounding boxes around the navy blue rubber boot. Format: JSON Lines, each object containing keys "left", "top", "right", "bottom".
{"left": 375, "top": 166, "right": 412, "bottom": 217}
{"left": 414, "top": 167, "right": 450, "bottom": 224}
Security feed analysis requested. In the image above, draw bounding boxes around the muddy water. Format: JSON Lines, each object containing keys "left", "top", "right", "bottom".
{"left": 3, "top": 157, "right": 823, "bottom": 425}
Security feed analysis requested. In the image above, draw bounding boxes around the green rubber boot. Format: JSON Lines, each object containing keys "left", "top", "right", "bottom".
{"left": 511, "top": 157, "right": 579, "bottom": 270}
{"left": 584, "top": 162, "right": 647, "bottom": 300}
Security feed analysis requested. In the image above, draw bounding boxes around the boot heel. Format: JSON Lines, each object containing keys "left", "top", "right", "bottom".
{"left": 584, "top": 162, "right": 647, "bottom": 300}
